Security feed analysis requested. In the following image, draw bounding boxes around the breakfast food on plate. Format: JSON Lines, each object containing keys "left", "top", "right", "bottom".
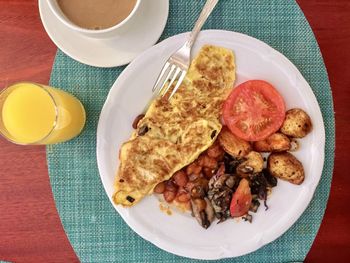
{"left": 151, "top": 78, "right": 312, "bottom": 228}
{"left": 267, "top": 152, "right": 305, "bottom": 185}
{"left": 113, "top": 45, "right": 236, "bottom": 206}
{"left": 158, "top": 146, "right": 278, "bottom": 227}
{"left": 280, "top": 108, "right": 312, "bottom": 138}
{"left": 236, "top": 151, "right": 264, "bottom": 175}
{"left": 253, "top": 133, "right": 291, "bottom": 152}
{"left": 218, "top": 127, "right": 251, "bottom": 158}
{"left": 113, "top": 44, "right": 313, "bottom": 229}
{"left": 229, "top": 178, "right": 252, "bottom": 217}
{"left": 222, "top": 80, "right": 286, "bottom": 141}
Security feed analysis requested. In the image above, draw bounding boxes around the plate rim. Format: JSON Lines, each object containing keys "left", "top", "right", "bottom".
{"left": 96, "top": 29, "right": 326, "bottom": 259}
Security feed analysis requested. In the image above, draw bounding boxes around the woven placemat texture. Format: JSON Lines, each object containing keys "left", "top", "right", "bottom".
{"left": 47, "top": 0, "right": 335, "bottom": 262}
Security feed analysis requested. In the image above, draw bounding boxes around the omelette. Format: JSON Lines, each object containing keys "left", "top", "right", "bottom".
{"left": 113, "top": 45, "right": 236, "bottom": 206}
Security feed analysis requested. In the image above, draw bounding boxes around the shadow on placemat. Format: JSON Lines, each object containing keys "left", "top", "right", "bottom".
{"left": 47, "top": 0, "right": 335, "bottom": 262}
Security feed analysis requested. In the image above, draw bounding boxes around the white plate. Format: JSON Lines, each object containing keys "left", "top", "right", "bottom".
{"left": 38, "top": 0, "right": 169, "bottom": 67}
{"left": 97, "top": 30, "right": 325, "bottom": 259}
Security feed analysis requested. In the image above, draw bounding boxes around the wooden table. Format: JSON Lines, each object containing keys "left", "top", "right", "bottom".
{"left": 0, "top": 1, "right": 349, "bottom": 262}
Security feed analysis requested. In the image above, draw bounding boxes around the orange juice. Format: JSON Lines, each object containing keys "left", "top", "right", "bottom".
{"left": 0, "top": 82, "right": 86, "bottom": 144}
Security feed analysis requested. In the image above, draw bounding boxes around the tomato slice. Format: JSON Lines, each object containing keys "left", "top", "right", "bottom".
{"left": 230, "top": 178, "right": 252, "bottom": 217}
{"left": 222, "top": 80, "right": 285, "bottom": 141}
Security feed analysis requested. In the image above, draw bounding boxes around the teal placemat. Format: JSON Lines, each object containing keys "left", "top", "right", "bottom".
{"left": 47, "top": 0, "right": 335, "bottom": 262}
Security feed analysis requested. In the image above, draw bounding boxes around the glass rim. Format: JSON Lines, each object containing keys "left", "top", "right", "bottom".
{"left": 0, "top": 82, "right": 59, "bottom": 145}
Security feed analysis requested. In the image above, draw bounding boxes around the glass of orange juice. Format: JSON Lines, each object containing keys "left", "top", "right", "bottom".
{"left": 0, "top": 82, "right": 86, "bottom": 145}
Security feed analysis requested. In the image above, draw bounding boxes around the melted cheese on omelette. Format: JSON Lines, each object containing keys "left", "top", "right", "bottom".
{"left": 113, "top": 45, "right": 236, "bottom": 206}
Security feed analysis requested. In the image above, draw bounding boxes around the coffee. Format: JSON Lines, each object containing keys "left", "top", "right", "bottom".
{"left": 57, "top": 0, "right": 137, "bottom": 30}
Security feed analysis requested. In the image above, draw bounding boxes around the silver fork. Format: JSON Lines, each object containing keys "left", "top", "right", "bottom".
{"left": 152, "top": 0, "right": 219, "bottom": 100}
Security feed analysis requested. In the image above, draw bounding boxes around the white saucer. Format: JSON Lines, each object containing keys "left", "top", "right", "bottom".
{"left": 38, "top": 0, "right": 169, "bottom": 68}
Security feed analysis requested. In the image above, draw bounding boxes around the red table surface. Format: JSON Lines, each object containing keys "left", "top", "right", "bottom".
{"left": 0, "top": 0, "right": 349, "bottom": 262}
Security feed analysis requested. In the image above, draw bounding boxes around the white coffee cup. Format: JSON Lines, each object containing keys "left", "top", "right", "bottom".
{"left": 46, "top": 0, "right": 142, "bottom": 39}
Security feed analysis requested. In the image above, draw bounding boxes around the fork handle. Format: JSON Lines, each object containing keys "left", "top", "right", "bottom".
{"left": 186, "top": 0, "right": 219, "bottom": 49}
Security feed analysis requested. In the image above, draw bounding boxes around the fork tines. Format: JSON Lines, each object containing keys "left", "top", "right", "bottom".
{"left": 152, "top": 62, "right": 187, "bottom": 100}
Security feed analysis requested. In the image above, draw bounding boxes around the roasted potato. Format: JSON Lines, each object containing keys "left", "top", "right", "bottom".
{"left": 289, "top": 138, "right": 300, "bottom": 152}
{"left": 280, "top": 108, "right": 312, "bottom": 138}
{"left": 237, "top": 151, "right": 264, "bottom": 176}
{"left": 218, "top": 127, "right": 251, "bottom": 158}
{"left": 253, "top": 133, "right": 291, "bottom": 152}
{"left": 267, "top": 152, "right": 304, "bottom": 185}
